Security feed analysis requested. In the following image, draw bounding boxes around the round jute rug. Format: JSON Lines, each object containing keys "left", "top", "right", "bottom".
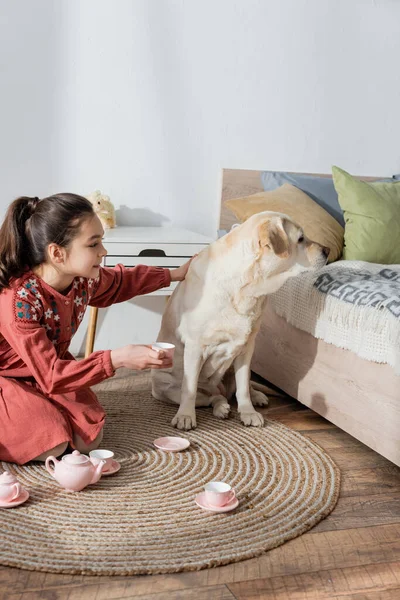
{"left": 0, "top": 388, "right": 340, "bottom": 576}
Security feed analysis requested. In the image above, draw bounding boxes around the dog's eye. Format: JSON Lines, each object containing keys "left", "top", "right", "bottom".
{"left": 298, "top": 235, "right": 304, "bottom": 243}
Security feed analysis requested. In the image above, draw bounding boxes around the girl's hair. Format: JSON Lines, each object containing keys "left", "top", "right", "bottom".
{"left": 0, "top": 193, "right": 95, "bottom": 292}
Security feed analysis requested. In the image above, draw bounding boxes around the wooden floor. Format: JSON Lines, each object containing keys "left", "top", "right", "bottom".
{"left": 1, "top": 370, "right": 400, "bottom": 600}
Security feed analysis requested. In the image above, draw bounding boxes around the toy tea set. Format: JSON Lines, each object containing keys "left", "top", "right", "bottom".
{"left": 0, "top": 448, "right": 120, "bottom": 507}
{"left": 1, "top": 342, "right": 237, "bottom": 513}
{"left": 0, "top": 444, "right": 237, "bottom": 512}
{"left": 46, "top": 448, "right": 121, "bottom": 492}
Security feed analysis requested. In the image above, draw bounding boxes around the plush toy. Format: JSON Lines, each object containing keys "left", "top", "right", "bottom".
{"left": 86, "top": 190, "right": 116, "bottom": 229}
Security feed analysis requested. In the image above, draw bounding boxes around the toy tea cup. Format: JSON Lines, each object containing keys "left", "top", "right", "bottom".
{"left": 89, "top": 449, "right": 114, "bottom": 472}
{"left": 151, "top": 342, "right": 175, "bottom": 361}
{"left": 204, "top": 481, "right": 236, "bottom": 508}
{"left": 0, "top": 472, "right": 22, "bottom": 503}
{"left": 45, "top": 450, "right": 106, "bottom": 492}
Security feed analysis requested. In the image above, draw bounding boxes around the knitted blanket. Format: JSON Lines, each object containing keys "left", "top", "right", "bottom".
{"left": 269, "top": 261, "right": 400, "bottom": 374}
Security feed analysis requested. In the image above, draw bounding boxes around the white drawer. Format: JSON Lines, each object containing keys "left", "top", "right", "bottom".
{"left": 103, "top": 242, "right": 207, "bottom": 257}
{"left": 104, "top": 256, "right": 187, "bottom": 268}
{"left": 148, "top": 281, "right": 178, "bottom": 296}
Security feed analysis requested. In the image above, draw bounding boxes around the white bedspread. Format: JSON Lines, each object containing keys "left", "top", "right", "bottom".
{"left": 269, "top": 261, "right": 400, "bottom": 374}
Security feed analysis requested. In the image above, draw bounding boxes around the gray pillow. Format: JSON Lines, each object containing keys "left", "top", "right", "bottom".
{"left": 260, "top": 171, "right": 400, "bottom": 228}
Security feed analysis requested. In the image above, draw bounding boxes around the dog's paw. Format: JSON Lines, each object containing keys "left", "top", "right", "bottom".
{"left": 239, "top": 410, "right": 264, "bottom": 427}
{"left": 171, "top": 412, "right": 197, "bottom": 430}
{"left": 250, "top": 389, "right": 269, "bottom": 407}
{"left": 211, "top": 395, "right": 231, "bottom": 419}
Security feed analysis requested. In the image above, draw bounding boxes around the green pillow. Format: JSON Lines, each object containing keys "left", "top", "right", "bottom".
{"left": 332, "top": 166, "right": 400, "bottom": 264}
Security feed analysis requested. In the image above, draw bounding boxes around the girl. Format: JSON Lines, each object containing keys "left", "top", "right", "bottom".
{"left": 0, "top": 193, "right": 192, "bottom": 465}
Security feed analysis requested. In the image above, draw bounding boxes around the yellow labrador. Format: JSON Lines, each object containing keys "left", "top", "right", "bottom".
{"left": 152, "top": 211, "right": 328, "bottom": 430}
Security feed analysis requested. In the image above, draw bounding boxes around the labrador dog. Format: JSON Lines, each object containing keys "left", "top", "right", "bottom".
{"left": 151, "top": 211, "right": 328, "bottom": 430}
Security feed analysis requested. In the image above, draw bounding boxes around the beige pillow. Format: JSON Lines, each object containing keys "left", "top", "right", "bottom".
{"left": 224, "top": 183, "right": 344, "bottom": 262}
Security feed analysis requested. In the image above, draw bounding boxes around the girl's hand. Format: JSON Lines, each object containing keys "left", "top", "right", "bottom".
{"left": 170, "top": 254, "right": 198, "bottom": 282}
{"left": 111, "top": 344, "right": 173, "bottom": 371}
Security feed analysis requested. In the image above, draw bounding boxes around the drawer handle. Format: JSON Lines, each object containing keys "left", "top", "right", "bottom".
{"left": 138, "top": 249, "right": 166, "bottom": 257}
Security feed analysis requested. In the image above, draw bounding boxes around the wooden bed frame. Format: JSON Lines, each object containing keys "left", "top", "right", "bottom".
{"left": 220, "top": 169, "right": 400, "bottom": 467}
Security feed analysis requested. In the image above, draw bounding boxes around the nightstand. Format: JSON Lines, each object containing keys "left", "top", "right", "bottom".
{"left": 84, "top": 226, "right": 214, "bottom": 357}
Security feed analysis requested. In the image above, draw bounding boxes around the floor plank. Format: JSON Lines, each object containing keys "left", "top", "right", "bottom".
{"left": 338, "top": 466, "right": 400, "bottom": 498}
{"left": 269, "top": 409, "right": 336, "bottom": 431}
{"left": 312, "top": 445, "right": 396, "bottom": 471}
{"left": 333, "top": 590, "right": 400, "bottom": 600}
{"left": 311, "top": 492, "right": 400, "bottom": 533}
{"left": 228, "top": 561, "right": 400, "bottom": 599}
{"left": 2, "top": 583, "right": 236, "bottom": 600}
{"left": 205, "top": 523, "right": 400, "bottom": 586}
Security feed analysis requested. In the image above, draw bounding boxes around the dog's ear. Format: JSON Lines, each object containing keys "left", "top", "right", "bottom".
{"left": 258, "top": 217, "right": 290, "bottom": 258}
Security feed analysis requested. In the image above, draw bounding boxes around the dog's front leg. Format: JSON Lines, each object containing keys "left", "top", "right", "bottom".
{"left": 171, "top": 345, "right": 203, "bottom": 430}
{"left": 234, "top": 344, "right": 264, "bottom": 427}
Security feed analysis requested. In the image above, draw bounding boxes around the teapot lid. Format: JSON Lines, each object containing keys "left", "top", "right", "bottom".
{"left": 0, "top": 471, "right": 18, "bottom": 484}
{"left": 62, "top": 450, "right": 89, "bottom": 465}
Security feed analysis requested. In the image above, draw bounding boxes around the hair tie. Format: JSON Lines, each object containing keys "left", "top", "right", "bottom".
{"left": 26, "top": 196, "right": 40, "bottom": 218}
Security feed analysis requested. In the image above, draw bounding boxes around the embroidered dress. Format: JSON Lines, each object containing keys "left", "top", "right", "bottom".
{"left": 0, "top": 264, "right": 171, "bottom": 464}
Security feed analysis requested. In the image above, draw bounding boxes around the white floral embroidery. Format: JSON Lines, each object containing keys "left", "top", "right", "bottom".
{"left": 44, "top": 324, "right": 52, "bottom": 331}
{"left": 54, "top": 314, "right": 60, "bottom": 321}
{"left": 45, "top": 308, "right": 53, "bottom": 319}
{"left": 78, "top": 311, "right": 84, "bottom": 322}
{"left": 88, "top": 278, "right": 93, "bottom": 287}
{"left": 35, "top": 292, "right": 42, "bottom": 299}
{"left": 17, "top": 288, "right": 28, "bottom": 298}
{"left": 32, "top": 314, "right": 38, "bottom": 321}
{"left": 74, "top": 297, "right": 83, "bottom": 306}
{"left": 34, "top": 299, "right": 41, "bottom": 308}
{"left": 79, "top": 277, "right": 84, "bottom": 283}
{"left": 29, "top": 278, "right": 37, "bottom": 286}
{"left": 73, "top": 280, "right": 79, "bottom": 289}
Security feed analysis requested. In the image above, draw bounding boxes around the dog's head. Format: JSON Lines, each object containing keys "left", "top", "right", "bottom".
{"left": 255, "top": 211, "right": 328, "bottom": 268}
{"left": 233, "top": 211, "right": 329, "bottom": 294}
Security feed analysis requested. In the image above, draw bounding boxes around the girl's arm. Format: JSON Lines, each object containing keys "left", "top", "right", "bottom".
{"left": 88, "top": 257, "right": 194, "bottom": 308}
{"left": 89, "top": 264, "right": 171, "bottom": 307}
{"left": 1, "top": 318, "right": 115, "bottom": 395}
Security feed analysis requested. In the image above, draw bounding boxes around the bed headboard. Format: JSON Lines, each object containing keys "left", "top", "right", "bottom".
{"left": 219, "top": 168, "right": 379, "bottom": 231}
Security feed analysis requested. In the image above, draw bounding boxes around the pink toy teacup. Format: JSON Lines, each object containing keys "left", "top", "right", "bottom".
{"left": 89, "top": 449, "right": 114, "bottom": 472}
{"left": 204, "top": 481, "right": 236, "bottom": 508}
{"left": 151, "top": 342, "right": 175, "bottom": 361}
{"left": 0, "top": 472, "right": 22, "bottom": 503}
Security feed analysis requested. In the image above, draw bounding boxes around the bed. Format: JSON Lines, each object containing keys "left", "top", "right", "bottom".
{"left": 220, "top": 168, "right": 400, "bottom": 467}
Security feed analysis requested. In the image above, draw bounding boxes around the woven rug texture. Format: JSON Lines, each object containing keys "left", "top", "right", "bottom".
{"left": 0, "top": 384, "right": 340, "bottom": 575}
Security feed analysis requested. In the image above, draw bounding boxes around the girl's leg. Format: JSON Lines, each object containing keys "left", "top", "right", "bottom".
{"left": 49, "top": 387, "right": 106, "bottom": 453}
{"left": 32, "top": 441, "right": 69, "bottom": 462}
{"left": 0, "top": 377, "right": 72, "bottom": 465}
{"left": 73, "top": 427, "right": 104, "bottom": 454}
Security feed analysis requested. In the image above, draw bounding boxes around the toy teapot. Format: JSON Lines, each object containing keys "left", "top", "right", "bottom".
{"left": 45, "top": 450, "right": 106, "bottom": 492}
{"left": 0, "top": 471, "right": 22, "bottom": 502}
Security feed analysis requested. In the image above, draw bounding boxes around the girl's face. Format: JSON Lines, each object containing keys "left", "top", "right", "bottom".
{"left": 63, "top": 215, "right": 107, "bottom": 279}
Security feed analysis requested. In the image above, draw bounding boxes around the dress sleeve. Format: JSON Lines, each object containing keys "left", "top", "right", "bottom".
{"left": 1, "top": 291, "right": 115, "bottom": 395}
{"left": 88, "top": 264, "right": 171, "bottom": 308}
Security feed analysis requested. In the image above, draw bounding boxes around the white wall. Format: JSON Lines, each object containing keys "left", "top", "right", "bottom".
{"left": 1, "top": 0, "right": 400, "bottom": 354}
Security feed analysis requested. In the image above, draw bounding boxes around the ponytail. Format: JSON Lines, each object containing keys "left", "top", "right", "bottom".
{"left": 0, "top": 193, "right": 94, "bottom": 292}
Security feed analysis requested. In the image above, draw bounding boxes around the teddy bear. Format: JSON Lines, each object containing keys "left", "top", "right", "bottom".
{"left": 86, "top": 190, "right": 116, "bottom": 229}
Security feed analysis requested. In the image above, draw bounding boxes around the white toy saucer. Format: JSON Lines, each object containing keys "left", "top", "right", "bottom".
{"left": 101, "top": 459, "right": 121, "bottom": 476}
{"left": 195, "top": 492, "right": 239, "bottom": 513}
{"left": 153, "top": 437, "right": 190, "bottom": 452}
{"left": 0, "top": 488, "right": 30, "bottom": 508}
